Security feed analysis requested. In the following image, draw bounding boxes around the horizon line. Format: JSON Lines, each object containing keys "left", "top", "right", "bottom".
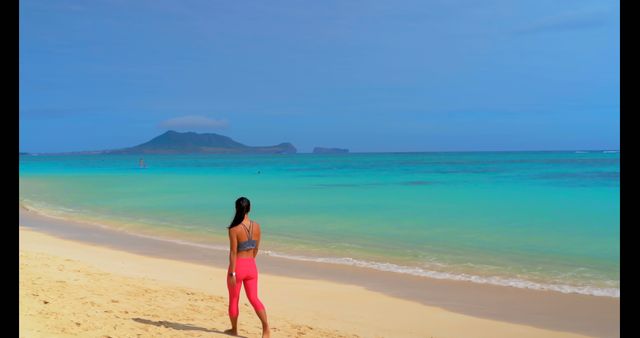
{"left": 19, "top": 148, "right": 621, "bottom": 156}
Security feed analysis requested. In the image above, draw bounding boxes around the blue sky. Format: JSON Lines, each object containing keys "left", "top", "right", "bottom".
{"left": 20, "top": 0, "right": 620, "bottom": 153}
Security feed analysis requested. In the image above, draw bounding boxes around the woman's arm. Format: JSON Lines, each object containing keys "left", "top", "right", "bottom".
{"left": 252, "top": 222, "right": 261, "bottom": 258}
{"left": 229, "top": 228, "right": 238, "bottom": 273}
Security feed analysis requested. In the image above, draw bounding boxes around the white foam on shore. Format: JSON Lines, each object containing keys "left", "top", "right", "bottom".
{"left": 20, "top": 200, "right": 230, "bottom": 252}
{"left": 20, "top": 201, "right": 619, "bottom": 298}
{"left": 263, "top": 252, "right": 619, "bottom": 298}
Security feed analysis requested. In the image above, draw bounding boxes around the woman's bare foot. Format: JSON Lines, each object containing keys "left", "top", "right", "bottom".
{"left": 262, "top": 328, "right": 271, "bottom": 338}
{"left": 224, "top": 328, "right": 238, "bottom": 336}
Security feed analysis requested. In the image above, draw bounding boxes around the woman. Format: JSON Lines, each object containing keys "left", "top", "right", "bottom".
{"left": 224, "top": 197, "right": 270, "bottom": 337}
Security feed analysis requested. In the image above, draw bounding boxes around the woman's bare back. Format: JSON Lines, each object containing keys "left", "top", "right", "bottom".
{"left": 233, "top": 220, "right": 261, "bottom": 258}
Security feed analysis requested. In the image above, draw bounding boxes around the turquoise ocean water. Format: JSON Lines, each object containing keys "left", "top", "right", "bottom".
{"left": 19, "top": 151, "right": 619, "bottom": 297}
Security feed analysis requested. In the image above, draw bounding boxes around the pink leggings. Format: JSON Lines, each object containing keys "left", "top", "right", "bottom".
{"left": 227, "top": 257, "right": 265, "bottom": 317}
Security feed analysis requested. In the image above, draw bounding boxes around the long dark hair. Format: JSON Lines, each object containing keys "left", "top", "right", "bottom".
{"left": 228, "top": 197, "right": 251, "bottom": 229}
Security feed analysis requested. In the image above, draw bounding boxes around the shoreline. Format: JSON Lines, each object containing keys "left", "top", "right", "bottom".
{"left": 19, "top": 208, "right": 619, "bottom": 337}
{"left": 18, "top": 201, "right": 619, "bottom": 298}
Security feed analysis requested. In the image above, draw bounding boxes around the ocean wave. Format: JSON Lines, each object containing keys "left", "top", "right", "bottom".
{"left": 20, "top": 201, "right": 229, "bottom": 251}
{"left": 262, "top": 252, "right": 619, "bottom": 298}
{"left": 125, "top": 232, "right": 229, "bottom": 251}
{"left": 534, "top": 171, "right": 620, "bottom": 181}
{"left": 20, "top": 200, "right": 81, "bottom": 221}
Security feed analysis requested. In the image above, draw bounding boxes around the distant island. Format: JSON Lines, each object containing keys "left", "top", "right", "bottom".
{"left": 19, "top": 152, "right": 30, "bottom": 156}
{"left": 38, "top": 131, "right": 297, "bottom": 155}
{"left": 106, "top": 131, "right": 297, "bottom": 154}
{"left": 312, "top": 147, "right": 349, "bottom": 154}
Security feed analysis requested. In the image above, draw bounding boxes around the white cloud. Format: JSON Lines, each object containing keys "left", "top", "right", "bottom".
{"left": 158, "top": 115, "right": 229, "bottom": 131}
{"left": 515, "top": 6, "right": 611, "bottom": 35}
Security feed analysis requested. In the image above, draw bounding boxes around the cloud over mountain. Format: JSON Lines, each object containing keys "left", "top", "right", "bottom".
{"left": 159, "top": 115, "right": 229, "bottom": 131}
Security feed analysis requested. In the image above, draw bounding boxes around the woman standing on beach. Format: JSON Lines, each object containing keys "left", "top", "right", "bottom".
{"left": 225, "top": 197, "right": 270, "bottom": 338}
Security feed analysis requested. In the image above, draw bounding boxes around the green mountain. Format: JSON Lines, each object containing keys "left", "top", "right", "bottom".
{"left": 106, "top": 131, "right": 297, "bottom": 154}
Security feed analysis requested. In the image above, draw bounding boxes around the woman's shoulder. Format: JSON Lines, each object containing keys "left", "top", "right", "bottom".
{"left": 251, "top": 220, "right": 261, "bottom": 230}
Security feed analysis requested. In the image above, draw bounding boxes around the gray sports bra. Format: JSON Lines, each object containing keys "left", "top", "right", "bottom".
{"left": 237, "top": 220, "right": 257, "bottom": 251}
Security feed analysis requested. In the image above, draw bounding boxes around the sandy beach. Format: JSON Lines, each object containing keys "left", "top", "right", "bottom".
{"left": 19, "top": 208, "right": 619, "bottom": 338}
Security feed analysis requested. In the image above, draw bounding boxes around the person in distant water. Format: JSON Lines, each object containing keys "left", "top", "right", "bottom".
{"left": 225, "top": 197, "right": 270, "bottom": 337}
{"left": 139, "top": 158, "right": 146, "bottom": 169}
